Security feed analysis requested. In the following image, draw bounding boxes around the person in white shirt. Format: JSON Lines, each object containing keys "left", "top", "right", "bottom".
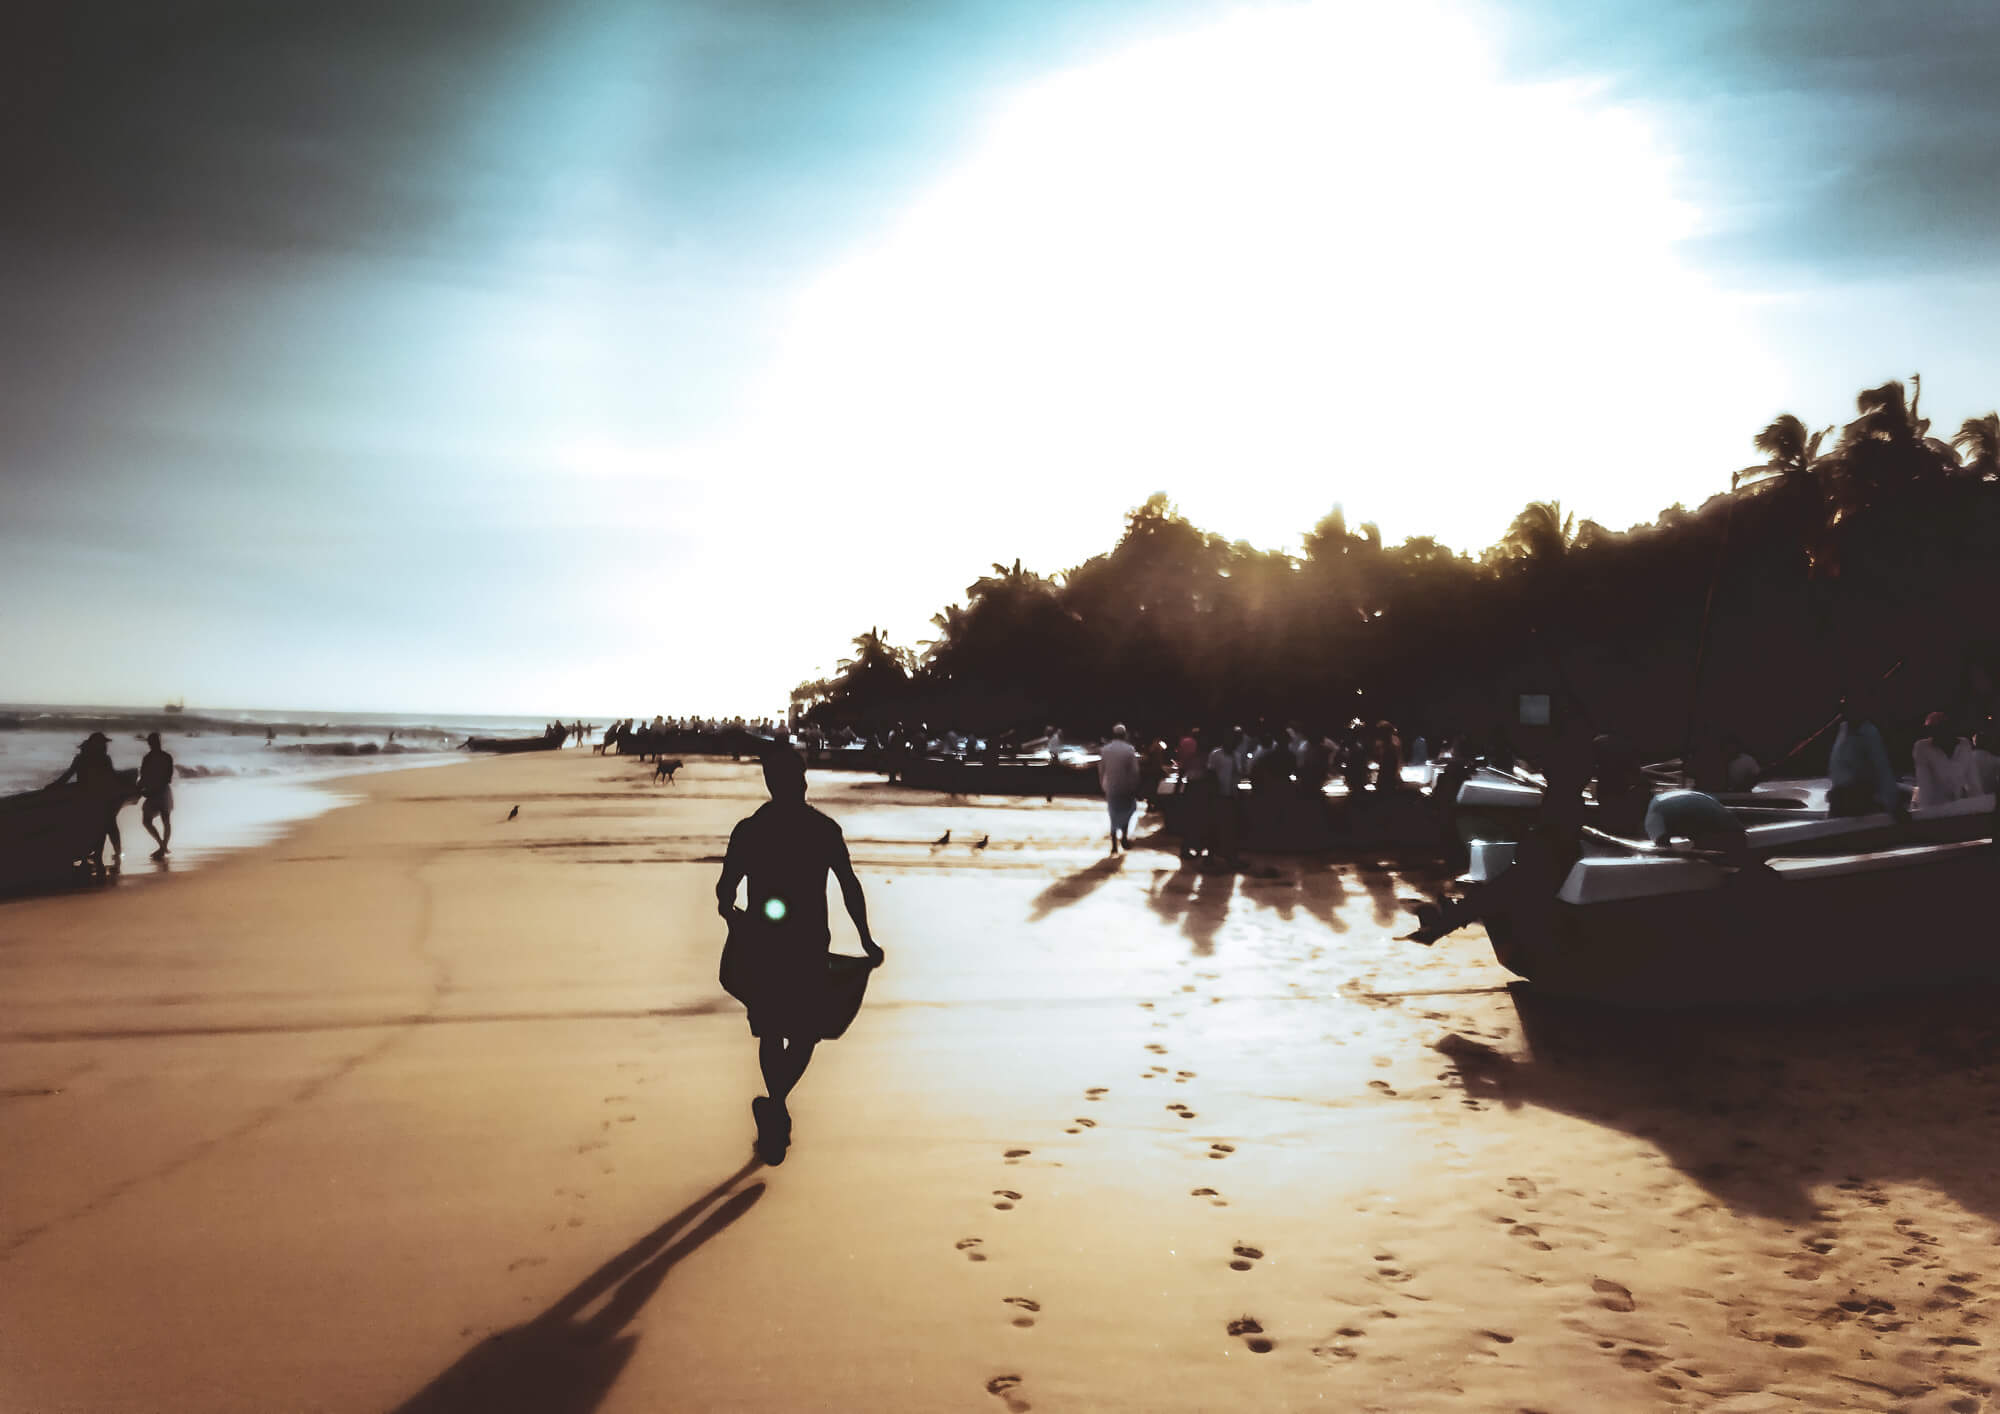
{"left": 1206, "top": 727, "right": 1245, "bottom": 866}
{"left": 1912, "top": 710, "right": 1981, "bottom": 808}
{"left": 1097, "top": 724, "right": 1142, "bottom": 852}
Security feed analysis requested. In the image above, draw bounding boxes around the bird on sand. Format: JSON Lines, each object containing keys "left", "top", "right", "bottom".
{"left": 974, "top": 835, "right": 990, "bottom": 849}
{"left": 932, "top": 829, "right": 951, "bottom": 847}
{"left": 507, "top": 805, "right": 519, "bottom": 821}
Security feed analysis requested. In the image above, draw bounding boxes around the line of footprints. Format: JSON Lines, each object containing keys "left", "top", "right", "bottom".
{"left": 976, "top": 1030, "right": 1287, "bottom": 1409}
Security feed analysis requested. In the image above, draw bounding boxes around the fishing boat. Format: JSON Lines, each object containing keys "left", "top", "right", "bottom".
{"left": 0, "top": 780, "right": 134, "bottom": 892}
{"left": 462, "top": 726, "right": 568, "bottom": 754}
{"left": 1430, "top": 770, "right": 2000, "bottom": 1005}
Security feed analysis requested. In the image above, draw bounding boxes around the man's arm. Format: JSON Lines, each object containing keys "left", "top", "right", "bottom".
{"left": 832, "top": 836, "right": 884, "bottom": 966}
{"left": 716, "top": 826, "right": 745, "bottom": 919}
{"left": 47, "top": 758, "right": 78, "bottom": 789}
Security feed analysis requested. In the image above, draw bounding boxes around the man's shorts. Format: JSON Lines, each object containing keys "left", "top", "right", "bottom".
{"left": 141, "top": 788, "right": 173, "bottom": 820}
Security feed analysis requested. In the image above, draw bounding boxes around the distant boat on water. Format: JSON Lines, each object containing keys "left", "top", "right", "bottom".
{"left": 164, "top": 699, "right": 184, "bottom": 714}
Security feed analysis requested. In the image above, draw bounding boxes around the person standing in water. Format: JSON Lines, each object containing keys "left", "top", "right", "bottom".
{"left": 138, "top": 731, "right": 175, "bottom": 859}
{"left": 716, "top": 749, "right": 883, "bottom": 1164}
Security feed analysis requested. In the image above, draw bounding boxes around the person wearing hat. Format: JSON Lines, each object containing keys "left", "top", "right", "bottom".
{"left": 1912, "top": 710, "right": 1980, "bottom": 809}
{"left": 48, "top": 731, "right": 125, "bottom": 869}
{"left": 138, "top": 731, "right": 176, "bottom": 859}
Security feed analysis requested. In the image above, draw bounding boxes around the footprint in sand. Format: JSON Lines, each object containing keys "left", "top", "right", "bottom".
{"left": 1509, "top": 1224, "right": 1553, "bottom": 1252}
{"left": 1145, "top": 1043, "right": 1168, "bottom": 1054}
{"left": 1227, "top": 1316, "right": 1275, "bottom": 1354}
{"left": 1084, "top": 1088, "right": 1108, "bottom": 1101}
{"left": 1503, "top": 1176, "right": 1539, "bottom": 1200}
{"left": 958, "top": 1238, "right": 988, "bottom": 1262}
{"left": 1003, "top": 1149, "right": 1031, "bottom": 1163}
{"left": 1167, "top": 1103, "right": 1197, "bottom": 1119}
{"left": 1592, "top": 1278, "right": 1637, "bottom": 1312}
{"left": 1230, "top": 1244, "right": 1264, "bottom": 1271}
{"left": 1367, "top": 1079, "right": 1397, "bottom": 1096}
{"left": 986, "top": 1373, "right": 1031, "bottom": 1412}
{"left": 1208, "top": 1142, "right": 1235, "bottom": 1159}
{"left": 1004, "top": 1296, "right": 1040, "bottom": 1328}
{"left": 1192, "top": 1187, "right": 1230, "bottom": 1208}
{"left": 994, "top": 1190, "right": 1022, "bottom": 1210}
{"left": 1312, "top": 1326, "right": 1366, "bottom": 1363}
{"left": 1175, "top": 1071, "right": 1196, "bottom": 1082}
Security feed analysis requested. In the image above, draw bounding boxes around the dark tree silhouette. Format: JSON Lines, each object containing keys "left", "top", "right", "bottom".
{"left": 792, "top": 378, "right": 2000, "bottom": 764}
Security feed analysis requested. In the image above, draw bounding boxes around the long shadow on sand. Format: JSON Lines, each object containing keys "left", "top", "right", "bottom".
{"left": 1145, "top": 862, "right": 1237, "bottom": 955}
{"left": 1028, "top": 855, "right": 1123, "bottom": 921}
{"left": 389, "top": 1159, "right": 765, "bottom": 1414}
{"left": 1437, "top": 986, "right": 2000, "bottom": 1226}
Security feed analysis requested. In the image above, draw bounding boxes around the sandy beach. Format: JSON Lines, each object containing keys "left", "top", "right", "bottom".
{"left": 2, "top": 752, "right": 1997, "bottom": 1413}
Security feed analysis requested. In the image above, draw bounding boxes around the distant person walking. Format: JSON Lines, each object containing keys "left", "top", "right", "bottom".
{"left": 49, "top": 731, "right": 125, "bottom": 870}
{"left": 715, "top": 749, "right": 883, "bottom": 1165}
{"left": 1098, "top": 724, "right": 1141, "bottom": 853}
{"left": 138, "top": 731, "right": 175, "bottom": 859}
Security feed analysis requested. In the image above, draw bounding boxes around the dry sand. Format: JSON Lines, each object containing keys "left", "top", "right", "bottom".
{"left": 2, "top": 752, "right": 1997, "bottom": 1413}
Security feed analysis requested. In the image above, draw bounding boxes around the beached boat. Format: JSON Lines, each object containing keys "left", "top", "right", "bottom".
{"left": 462, "top": 729, "right": 567, "bottom": 754}
{"left": 0, "top": 783, "right": 130, "bottom": 891}
{"left": 1436, "top": 781, "right": 2000, "bottom": 1005}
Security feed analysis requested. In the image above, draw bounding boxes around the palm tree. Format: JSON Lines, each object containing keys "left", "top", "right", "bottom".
{"left": 1831, "top": 375, "right": 1961, "bottom": 512}
{"left": 1954, "top": 412, "right": 2000, "bottom": 479}
{"left": 920, "top": 604, "right": 968, "bottom": 667}
{"left": 1499, "top": 500, "right": 1575, "bottom": 568}
{"left": 1738, "top": 413, "right": 1831, "bottom": 490}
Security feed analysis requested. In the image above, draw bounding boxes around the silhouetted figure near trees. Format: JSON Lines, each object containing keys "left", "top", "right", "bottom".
{"left": 716, "top": 749, "right": 883, "bottom": 1165}
{"left": 138, "top": 731, "right": 174, "bottom": 859}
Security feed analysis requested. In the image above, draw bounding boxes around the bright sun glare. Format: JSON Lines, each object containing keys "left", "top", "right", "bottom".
{"left": 739, "top": 0, "right": 1774, "bottom": 562}
{"left": 661, "top": 0, "right": 1785, "bottom": 707}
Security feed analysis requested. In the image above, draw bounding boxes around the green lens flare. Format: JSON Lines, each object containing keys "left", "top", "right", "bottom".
{"left": 763, "top": 897, "right": 787, "bottom": 922}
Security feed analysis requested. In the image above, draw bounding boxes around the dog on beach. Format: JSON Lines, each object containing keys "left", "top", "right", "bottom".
{"left": 653, "top": 758, "right": 682, "bottom": 784}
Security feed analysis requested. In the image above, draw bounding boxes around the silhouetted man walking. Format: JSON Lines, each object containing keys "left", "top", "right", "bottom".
{"left": 716, "top": 749, "right": 883, "bottom": 1164}
{"left": 138, "top": 731, "right": 174, "bottom": 859}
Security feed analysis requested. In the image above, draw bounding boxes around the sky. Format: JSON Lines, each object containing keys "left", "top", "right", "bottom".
{"left": 4, "top": 0, "right": 1999, "bottom": 715}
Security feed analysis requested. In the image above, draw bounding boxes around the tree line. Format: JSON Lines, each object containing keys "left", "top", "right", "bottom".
{"left": 793, "top": 378, "right": 2000, "bottom": 762}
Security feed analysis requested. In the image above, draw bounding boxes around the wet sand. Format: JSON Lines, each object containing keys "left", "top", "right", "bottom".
{"left": 2, "top": 753, "right": 1997, "bottom": 1412}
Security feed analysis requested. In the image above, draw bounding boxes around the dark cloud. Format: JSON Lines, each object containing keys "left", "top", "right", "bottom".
{"left": 1497, "top": 0, "right": 2000, "bottom": 279}
{"left": 0, "top": 0, "right": 1225, "bottom": 269}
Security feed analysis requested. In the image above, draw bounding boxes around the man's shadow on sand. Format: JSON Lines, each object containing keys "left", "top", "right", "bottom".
{"left": 390, "top": 1159, "right": 765, "bottom": 1414}
{"left": 1435, "top": 986, "right": 2000, "bottom": 1226}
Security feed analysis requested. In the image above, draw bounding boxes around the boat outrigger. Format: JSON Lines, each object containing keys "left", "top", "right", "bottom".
{"left": 1422, "top": 766, "right": 2000, "bottom": 1006}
